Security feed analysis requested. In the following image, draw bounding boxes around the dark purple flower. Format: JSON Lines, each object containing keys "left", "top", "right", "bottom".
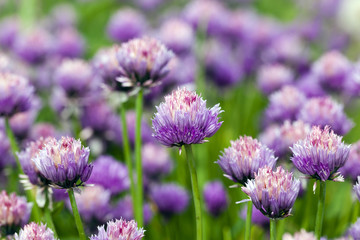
{"left": 203, "top": 181, "right": 228, "bottom": 217}
{"left": 88, "top": 155, "right": 129, "bottom": 195}
{"left": 217, "top": 136, "right": 277, "bottom": 185}
{"left": 54, "top": 27, "right": 85, "bottom": 58}
{"left": 107, "top": 8, "right": 147, "bottom": 43}
{"left": 340, "top": 141, "right": 360, "bottom": 183}
{"left": 152, "top": 87, "right": 223, "bottom": 147}
{"left": 112, "top": 196, "right": 153, "bottom": 225}
{"left": 265, "top": 86, "right": 307, "bottom": 124}
{"left": 312, "top": 50, "right": 351, "bottom": 91}
{"left": 14, "top": 222, "right": 57, "bottom": 240}
{"left": 297, "top": 96, "right": 353, "bottom": 135}
{"left": 116, "top": 36, "right": 174, "bottom": 92}
{"left": 90, "top": 218, "right": 145, "bottom": 240}
{"left": 296, "top": 73, "right": 326, "bottom": 98}
{"left": 0, "top": 191, "right": 32, "bottom": 236}
{"left": 242, "top": 166, "right": 300, "bottom": 219}
{"left": 32, "top": 136, "right": 93, "bottom": 189}
{"left": 150, "top": 183, "right": 189, "bottom": 217}
{"left": 240, "top": 204, "right": 269, "bottom": 227}
{"left": 257, "top": 64, "right": 294, "bottom": 95}
{"left": 291, "top": 125, "right": 350, "bottom": 181}
{"left": 142, "top": 143, "right": 172, "bottom": 179}
{"left": 0, "top": 73, "right": 35, "bottom": 117}
{"left": 0, "top": 16, "right": 18, "bottom": 48}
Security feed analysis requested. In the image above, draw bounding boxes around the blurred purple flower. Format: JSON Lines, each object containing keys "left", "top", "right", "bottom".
{"left": 50, "top": 3, "right": 77, "bottom": 29}
{"left": 203, "top": 181, "right": 228, "bottom": 217}
{"left": 282, "top": 229, "right": 316, "bottom": 240}
{"left": 135, "top": 0, "right": 164, "bottom": 11}
{"left": 240, "top": 204, "right": 269, "bottom": 227}
{"left": 54, "top": 27, "right": 85, "bottom": 58}
{"left": 296, "top": 73, "right": 326, "bottom": 98}
{"left": 291, "top": 125, "right": 350, "bottom": 181}
{"left": 0, "top": 16, "right": 18, "bottom": 48}
{"left": 126, "top": 111, "right": 153, "bottom": 146}
{"left": 92, "top": 46, "right": 121, "bottom": 87}
{"left": 0, "top": 130, "right": 14, "bottom": 170}
{"left": 257, "top": 64, "right": 294, "bottom": 95}
{"left": 344, "top": 61, "right": 360, "bottom": 97}
{"left": 112, "top": 196, "right": 153, "bottom": 225}
{"left": 348, "top": 218, "right": 360, "bottom": 239}
{"left": 217, "top": 136, "right": 277, "bottom": 185}
{"left": 340, "top": 141, "right": 360, "bottom": 183}
{"left": 142, "top": 143, "right": 173, "bottom": 179}
{"left": 29, "top": 123, "right": 57, "bottom": 141}
{"left": 14, "top": 222, "right": 57, "bottom": 240}
{"left": 90, "top": 218, "right": 144, "bottom": 240}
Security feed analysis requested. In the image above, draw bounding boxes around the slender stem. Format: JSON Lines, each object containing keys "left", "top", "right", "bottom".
{"left": 276, "top": 219, "right": 285, "bottom": 240}
{"left": 245, "top": 201, "right": 252, "bottom": 240}
{"left": 68, "top": 189, "right": 86, "bottom": 240}
{"left": 134, "top": 89, "right": 144, "bottom": 227}
{"left": 120, "top": 106, "right": 136, "bottom": 212}
{"left": 315, "top": 181, "right": 326, "bottom": 239}
{"left": 270, "top": 219, "right": 277, "bottom": 240}
{"left": 5, "top": 117, "right": 21, "bottom": 171}
{"left": 43, "top": 188, "right": 57, "bottom": 238}
{"left": 184, "top": 144, "right": 203, "bottom": 240}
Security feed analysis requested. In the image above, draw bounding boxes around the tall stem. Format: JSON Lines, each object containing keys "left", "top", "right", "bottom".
{"left": 68, "top": 189, "right": 86, "bottom": 240}
{"left": 43, "top": 188, "right": 57, "bottom": 238}
{"left": 270, "top": 219, "right": 277, "bottom": 240}
{"left": 276, "top": 219, "right": 285, "bottom": 240}
{"left": 134, "top": 89, "right": 144, "bottom": 227}
{"left": 184, "top": 144, "right": 203, "bottom": 240}
{"left": 120, "top": 106, "right": 136, "bottom": 213}
{"left": 245, "top": 201, "right": 252, "bottom": 240}
{"left": 315, "top": 181, "right": 326, "bottom": 239}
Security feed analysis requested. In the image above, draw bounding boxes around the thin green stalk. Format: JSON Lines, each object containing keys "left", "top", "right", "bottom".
{"left": 276, "top": 219, "right": 285, "bottom": 240}
{"left": 245, "top": 201, "right": 252, "bottom": 240}
{"left": 301, "top": 179, "right": 314, "bottom": 229}
{"left": 120, "top": 106, "right": 136, "bottom": 212}
{"left": 352, "top": 201, "right": 360, "bottom": 223}
{"left": 184, "top": 144, "right": 203, "bottom": 240}
{"left": 134, "top": 89, "right": 144, "bottom": 227}
{"left": 43, "top": 188, "right": 57, "bottom": 238}
{"left": 270, "top": 219, "right": 277, "bottom": 240}
{"left": 315, "top": 181, "right": 326, "bottom": 239}
{"left": 68, "top": 189, "right": 86, "bottom": 240}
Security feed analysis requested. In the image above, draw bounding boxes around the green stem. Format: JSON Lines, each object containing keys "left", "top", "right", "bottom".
{"left": 245, "top": 201, "right": 252, "bottom": 240}
{"left": 276, "top": 219, "right": 285, "bottom": 240}
{"left": 68, "top": 189, "right": 86, "bottom": 240}
{"left": 352, "top": 201, "right": 360, "bottom": 223}
{"left": 120, "top": 106, "right": 136, "bottom": 212}
{"left": 43, "top": 188, "right": 57, "bottom": 238}
{"left": 134, "top": 89, "right": 144, "bottom": 227}
{"left": 184, "top": 144, "right": 203, "bottom": 240}
{"left": 315, "top": 181, "right": 326, "bottom": 239}
{"left": 5, "top": 117, "right": 21, "bottom": 170}
{"left": 270, "top": 219, "right": 277, "bottom": 240}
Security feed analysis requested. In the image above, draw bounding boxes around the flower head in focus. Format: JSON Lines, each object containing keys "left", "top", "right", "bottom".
{"left": 14, "top": 222, "right": 57, "bottom": 240}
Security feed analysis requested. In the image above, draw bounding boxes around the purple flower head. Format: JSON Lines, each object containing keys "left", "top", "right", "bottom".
{"left": 54, "top": 59, "right": 97, "bottom": 98}
{"left": 291, "top": 125, "right": 350, "bottom": 181}
{"left": 296, "top": 73, "right": 326, "bottom": 98}
{"left": 344, "top": 61, "right": 360, "bottom": 97}
{"left": 348, "top": 218, "right": 360, "bottom": 240}
{"left": 18, "top": 137, "right": 54, "bottom": 186}
{"left": 29, "top": 123, "right": 57, "bottom": 141}
{"left": 242, "top": 166, "right": 300, "bottom": 219}
{"left": 282, "top": 229, "right": 316, "bottom": 240}
{"left": 312, "top": 50, "right": 351, "bottom": 91}
{"left": 152, "top": 87, "right": 223, "bottom": 147}
{"left": 265, "top": 86, "right": 307, "bottom": 124}
{"left": 32, "top": 136, "right": 93, "bottom": 189}
{"left": 14, "top": 222, "right": 57, "bottom": 240}
{"left": 161, "top": 56, "right": 196, "bottom": 87}
{"left": 297, "top": 96, "right": 353, "bottom": 135}
{"left": 0, "top": 73, "right": 35, "bottom": 117}
{"left": 90, "top": 218, "right": 145, "bottom": 240}
{"left": 80, "top": 100, "right": 116, "bottom": 133}
{"left": 107, "top": 8, "right": 147, "bottom": 43}
{"left": 240, "top": 205, "right": 269, "bottom": 227}
{"left": 142, "top": 143, "right": 173, "bottom": 179}
{"left": 13, "top": 28, "right": 53, "bottom": 65}
{"left": 68, "top": 185, "right": 111, "bottom": 222}
{"left": 257, "top": 64, "right": 294, "bottom": 95}
{"left": 0, "top": 130, "right": 14, "bottom": 170}
{"left": 54, "top": 27, "right": 85, "bottom": 58}
{"left": 0, "top": 16, "right": 19, "bottom": 48}
{"left": 112, "top": 196, "right": 153, "bottom": 225}
{"left": 340, "top": 141, "right": 360, "bottom": 183}
{"left": 217, "top": 136, "right": 277, "bottom": 185}
{"left": 203, "top": 181, "right": 228, "bottom": 217}
{"left": 116, "top": 36, "right": 174, "bottom": 92}
{"left": 126, "top": 111, "right": 153, "bottom": 146}
{"left": 150, "top": 183, "right": 189, "bottom": 218}
{"left": 260, "top": 120, "right": 310, "bottom": 158}
{"left": 0, "top": 191, "right": 32, "bottom": 235}
{"left": 88, "top": 155, "right": 129, "bottom": 195}
{"left": 158, "top": 18, "right": 194, "bottom": 55}
{"left": 135, "top": 0, "right": 164, "bottom": 11}
{"left": 50, "top": 3, "right": 77, "bottom": 29}
{"left": 354, "top": 177, "right": 360, "bottom": 202}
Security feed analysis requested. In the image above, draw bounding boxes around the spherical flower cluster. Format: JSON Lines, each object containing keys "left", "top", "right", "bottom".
{"left": 297, "top": 96, "right": 353, "bottom": 135}
{"left": 265, "top": 86, "right": 307, "bottom": 124}
{"left": 32, "top": 136, "right": 93, "bottom": 189}
{"left": 88, "top": 155, "right": 129, "bottom": 195}
{"left": 14, "top": 222, "right": 57, "bottom": 240}
{"left": 0, "top": 73, "right": 35, "bottom": 117}
{"left": 142, "top": 143, "right": 173, "bottom": 179}
{"left": 259, "top": 120, "right": 311, "bottom": 158}
{"left": 340, "top": 141, "right": 360, "bottom": 182}
{"left": 203, "top": 181, "right": 228, "bottom": 217}
{"left": 344, "top": 61, "right": 360, "bottom": 97}
{"left": 0, "top": 17, "right": 18, "bottom": 48}
{"left": 217, "top": 136, "right": 277, "bottom": 185}
{"left": 152, "top": 87, "right": 223, "bottom": 147}
{"left": 257, "top": 64, "right": 294, "bottom": 95}
{"left": 354, "top": 177, "right": 360, "bottom": 202}
{"left": 90, "top": 218, "right": 144, "bottom": 240}
{"left": 312, "top": 50, "right": 351, "bottom": 91}
{"left": 0, "top": 191, "right": 32, "bottom": 235}
{"left": 282, "top": 229, "right": 316, "bottom": 240}
{"left": 242, "top": 166, "right": 300, "bottom": 219}
{"left": 291, "top": 126, "right": 350, "bottom": 181}
{"left": 107, "top": 8, "right": 147, "bottom": 43}
{"left": 150, "top": 183, "right": 189, "bottom": 218}
{"left": 116, "top": 36, "right": 174, "bottom": 91}
{"left": 348, "top": 218, "right": 360, "bottom": 240}
{"left": 92, "top": 46, "right": 121, "bottom": 87}
{"left": 54, "top": 27, "right": 85, "bottom": 59}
